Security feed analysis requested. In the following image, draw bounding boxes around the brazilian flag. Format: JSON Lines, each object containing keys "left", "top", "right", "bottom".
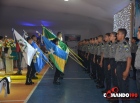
{"left": 42, "top": 26, "right": 69, "bottom": 53}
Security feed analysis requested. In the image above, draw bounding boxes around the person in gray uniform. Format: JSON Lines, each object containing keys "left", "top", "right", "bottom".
{"left": 93, "top": 37, "right": 99, "bottom": 82}
{"left": 109, "top": 32, "right": 119, "bottom": 103}
{"left": 115, "top": 28, "right": 131, "bottom": 103}
{"left": 82, "top": 39, "right": 87, "bottom": 71}
{"left": 102, "top": 33, "right": 111, "bottom": 93}
{"left": 85, "top": 39, "right": 90, "bottom": 73}
{"left": 88, "top": 38, "right": 93, "bottom": 76}
{"left": 131, "top": 37, "right": 138, "bottom": 80}
{"left": 91, "top": 38, "right": 96, "bottom": 79}
{"left": 135, "top": 26, "right": 140, "bottom": 103}
{"left": 96, "top": 35, "right": 105, "bottom": 89}
{"left": 81, "top": 40, "right": 86, "bottom": 69}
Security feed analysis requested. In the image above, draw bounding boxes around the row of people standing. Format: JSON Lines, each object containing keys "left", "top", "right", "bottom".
{"left": 78, "top": 28, "right": 140, "bottom": 103}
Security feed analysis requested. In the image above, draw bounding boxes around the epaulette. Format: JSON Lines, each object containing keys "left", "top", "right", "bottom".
{"left": 123, "top": 41, "right": 127, "bottom": 45}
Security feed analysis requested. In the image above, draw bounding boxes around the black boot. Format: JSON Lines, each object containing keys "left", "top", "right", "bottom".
{"left": 14, "top": 70, "right": 22, "bottom": 75}
{"left": 29, "top": 78, "right": 34, "bottom": 84}
{"left": 25, "top": 78, "right": 32, "bottom": 85}
{"left": 53, "top": 77, "right": 60, "bottom": 85}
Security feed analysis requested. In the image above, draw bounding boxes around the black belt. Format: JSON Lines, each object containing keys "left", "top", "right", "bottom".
{"left": 117, "top": 61, "right": 126, "bottom": 64}
{"left": 104, "top": 58, "right": 109, "bottom": 59}
{"left": 110, "top": 58, "right": 115, "bottom": 59}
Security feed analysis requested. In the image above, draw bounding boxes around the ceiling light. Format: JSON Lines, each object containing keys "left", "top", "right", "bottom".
{"left": 64, "top": 0, "right": 69, "bottom": 1}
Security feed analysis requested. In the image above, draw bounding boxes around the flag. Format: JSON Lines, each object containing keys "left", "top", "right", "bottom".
{"left": 42, "top": 36, "right": 68, "bottom": 73}
{"left": 42, "top": 26, "right": 69, "bottom": 53}
{"left": 31, "top": 42, "right": 49, "bottom": 72}
{"left": 23, "top": 30, "right": 28, "bottom": 39}
{"left": 13, "top": 29, "right": 36, "bottom": 66}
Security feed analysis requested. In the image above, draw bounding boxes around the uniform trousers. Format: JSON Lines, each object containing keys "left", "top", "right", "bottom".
{"left": 54, "top": 68, "right": 61, "bottom": 82}
{"left": 97, "top": 56, "right": 104, "bottom": 86}
{"left": 110, "top": 58, "right": 118, "bottom": 87}
{"left": 27, "top": 61, "right": 36, "bottom": 80}
{"left": 136, "top": 70, "right": 140, "bottom": 102}
{"left": 131, "top": 53, "right": 136, "bottom": 78}
{"left": 90, "top": 54, "right": 96, "bottom": 78}
{"left": 103, "top": 58, "right": 110, "bottom": 90}
{"left": 116, "top": 62, "right": 129, "bottom": 103}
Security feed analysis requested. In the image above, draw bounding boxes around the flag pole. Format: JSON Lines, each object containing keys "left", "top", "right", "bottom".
{"left": 68, "top": 55, "right": 85, "bottom": 69}
{"left": 69, "top": 51, "right": 83, "bottom": 67}
{"left": 68, "top": 47, "right": 83, "bottom": 61}
{"left": 41, "top": 57, "right": 53, "bottom": 69}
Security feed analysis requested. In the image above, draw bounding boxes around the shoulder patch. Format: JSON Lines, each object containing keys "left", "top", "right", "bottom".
{"left": 123, "top": 42, "right": 127, "bottom": 45}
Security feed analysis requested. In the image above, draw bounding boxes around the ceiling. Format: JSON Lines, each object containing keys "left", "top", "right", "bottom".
{"left": 0, "top": 0, "right": 131, "bottom": 37}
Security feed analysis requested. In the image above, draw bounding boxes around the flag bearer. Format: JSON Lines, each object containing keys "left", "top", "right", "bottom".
{"left": 25, "top": 37, "right": 36, "bottom": 85}
{"left": 52, "top": 38, "right": 62, "bottom": 85}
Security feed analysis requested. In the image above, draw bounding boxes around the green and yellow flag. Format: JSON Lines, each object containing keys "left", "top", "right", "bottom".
{"left": 43, "top": 26, "right": 69, "bottom": 53}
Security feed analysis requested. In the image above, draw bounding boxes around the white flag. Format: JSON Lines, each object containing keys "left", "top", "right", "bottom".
{"left": 13, "top": 29, "right": 36, "bottom": 66}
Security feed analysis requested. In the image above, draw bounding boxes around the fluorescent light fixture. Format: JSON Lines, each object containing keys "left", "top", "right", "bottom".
{"left": 64, "top": 0, "right": 69, "bottom": 1}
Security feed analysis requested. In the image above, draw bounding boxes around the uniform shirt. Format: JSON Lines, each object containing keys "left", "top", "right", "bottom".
{"left": 109, "top": 41, "right": 118, "bottom": 58}
{"left": 94, "top": 44, "right": 98, "bottom": 55}
{"left": 85, "top": 44, "right": 90, "bottom": 53}
{"left": 89, "top": 44, "right": 94, "bottom": 54}
{"left": 97, "top": 42, "right": 104, "bottom": 56}
{"left": 131, "top": 43, "right": 138, "bottom": 53}
{"left": 115, "top": 40, "right": 131, "bottom": 62}
{"left": 135, "top": 42, "right": 140, "bottom": 69}
{"left": 82, "top": 45, "right": 86, "bottom": 52}
{"left": 103, "top": 42, "right": 111, "bottom": 58}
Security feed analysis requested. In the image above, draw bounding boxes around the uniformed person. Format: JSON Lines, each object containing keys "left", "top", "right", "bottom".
{"left": 89, "top": 38, "right": 95, "bottom": 78}
{"left": 109, "top": 32, "right": 119, "bottom": 103}
{"left": 131, "top": 37, "right": 138, "bottom": 80}
{"left": 93, "top": 37, "right": 99, "bottom": 81}
{"left": 115, "top": 28, "right": 131, "bottom": 103}
{"left": 81, "top": 39, "right": 87, "bottom": 70}
{"left": 135, "top": 26, "right": 140, "bottom": 103}
{"left": 109, "top": 32, "right": 118, "bottom": 87}
{"left": 51, "top": 38, "right": 62, "bottom": 85}
{"left": 102, "top": 33, "right": 111, "bottom": 92}
{"left": 85, "top": 39, "right": 90, "bottom": 73}
{"left": 25, "top": 37, "right": 36, "bottom": 85}
{"left": 96, "top": 35, "right": 105, "bottom": 88}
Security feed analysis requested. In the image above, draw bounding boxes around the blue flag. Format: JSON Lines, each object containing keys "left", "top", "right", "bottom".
{"left": 31, "top": 42, "right": 48, "bottom": 72}
{"left": 42, "top": 36, "right": 68, "bottom": 72}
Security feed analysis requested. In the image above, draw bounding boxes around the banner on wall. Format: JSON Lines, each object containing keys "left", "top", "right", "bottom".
{"left": 64, "top": 34, "right": 81, "bottom": 42}
{"left": 134, "top": 0, "right": 140, "bottom": 37}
